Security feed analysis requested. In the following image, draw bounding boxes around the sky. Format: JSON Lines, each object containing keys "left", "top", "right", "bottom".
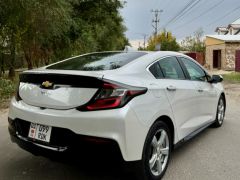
{"left": 120, "top": 0, "right": 240, "bottom": 47}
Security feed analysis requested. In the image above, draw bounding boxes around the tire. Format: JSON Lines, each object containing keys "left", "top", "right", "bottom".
{"left": 212, "top": 95, "right": 226, "bottom": 128}
{"left": 135, "top": 121, "right": 172, "bottom": 180}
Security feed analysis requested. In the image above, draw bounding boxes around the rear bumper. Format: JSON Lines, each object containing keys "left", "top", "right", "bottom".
{"left": 8, "top": 98, "right": 148, "bottom": 161}
{"left": 8, "top": 118, "right": 121, "bottom": 158}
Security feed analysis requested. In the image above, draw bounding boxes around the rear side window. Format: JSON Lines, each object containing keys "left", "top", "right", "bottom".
{"left": 47, "top": 52, "right": 147, "bottom": 71}
{"left": 149, "top": 62, "right": 164, "bottom": 79}
{"left": 158, "top": 57, "right": 185, "bottom": 79}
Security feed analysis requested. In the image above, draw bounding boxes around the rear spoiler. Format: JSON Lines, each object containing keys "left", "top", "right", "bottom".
{"left": 19, "top": 73, "right": 103, "bottom": 88}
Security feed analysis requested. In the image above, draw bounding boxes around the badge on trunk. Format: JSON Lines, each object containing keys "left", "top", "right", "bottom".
{"left": 41, "top": 81, "right": 54, "bottom": 89}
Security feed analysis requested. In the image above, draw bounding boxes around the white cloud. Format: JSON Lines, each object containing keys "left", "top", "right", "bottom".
{"left": 129, "top": 39, "right": 148, "bottom": 49}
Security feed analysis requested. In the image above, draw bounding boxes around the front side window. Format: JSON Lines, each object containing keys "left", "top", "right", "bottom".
{"left": 158, "top": 57, "right": 185, "bottom": 80}
{"left": 47, "top": 52, "right": 147, "bottom": 71}
{"left": 180, "top": 57, "right": 206, "bottom": 81}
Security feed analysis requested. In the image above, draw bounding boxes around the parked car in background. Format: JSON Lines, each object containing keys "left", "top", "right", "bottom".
{"left": 8, "top": 51, "right": 225, "bottom": 179}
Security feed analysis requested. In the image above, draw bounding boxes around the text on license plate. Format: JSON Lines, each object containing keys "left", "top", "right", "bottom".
{"left": 28, "top": 123, "right": 52, "bottom": 143}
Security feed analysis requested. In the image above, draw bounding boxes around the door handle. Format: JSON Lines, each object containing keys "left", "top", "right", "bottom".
{"left": 167, "top": 85, "right": 176, "bottom": 91}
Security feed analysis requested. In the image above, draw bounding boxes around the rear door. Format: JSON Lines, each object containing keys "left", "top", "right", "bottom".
{"left": 149, "top": 56, "right": 200, "bottom": 140}
{"left": 179, "top": 57, "right": 218, "bottom": 124}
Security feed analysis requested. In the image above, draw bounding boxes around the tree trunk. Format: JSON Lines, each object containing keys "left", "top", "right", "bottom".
{"left": 24, "top": 48, "right": 33, "bottom": 70}
{"left": 25, "top": 54, "right": 33, "bottom": 70}
{"left": 0, "top": 53, "right": 4, "bottom": 77}
{"left": 8, "top": 33, "right": 16, "bottom": 80}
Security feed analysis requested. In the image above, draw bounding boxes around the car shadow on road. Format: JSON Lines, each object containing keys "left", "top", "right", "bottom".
{"left": 1, "top": 145, "right": 137, "bottom": 180}
{"left": 1, "top": 125, "right": 222, "bottom": 180}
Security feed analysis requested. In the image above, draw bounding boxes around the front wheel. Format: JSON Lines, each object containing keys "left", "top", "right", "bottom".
{"left": 212, "top": 95, "right": 226, "bottom": 128}
{"left": 136, "top": 121, "right": 172, "bottom": 180}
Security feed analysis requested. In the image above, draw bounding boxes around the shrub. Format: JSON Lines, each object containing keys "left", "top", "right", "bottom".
{"left": 0, "top": 78, "right": 16, "bottom": 103}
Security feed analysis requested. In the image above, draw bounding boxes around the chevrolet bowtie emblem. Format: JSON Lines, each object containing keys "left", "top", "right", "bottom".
{"left": 41, "top": 81, "right": 53, "bottom": 88}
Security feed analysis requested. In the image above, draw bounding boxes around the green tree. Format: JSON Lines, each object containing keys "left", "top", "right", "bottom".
{"left": 180, "top": 28, "right": 205, "bottom": 52}
{"left": 147, "top": 30, "right": 180, "bottom": 51}
{"left": 0, "top": 0, "right": 27, "bottom": 78}
{"left": 70, "top": 0, "right": 128, "bottom": 52}
{"left": 0, "top": 0, "right": 129, "bottom": 78}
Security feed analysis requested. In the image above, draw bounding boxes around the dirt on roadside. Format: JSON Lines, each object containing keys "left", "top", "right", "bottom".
{"left": 223, "top": 83, "right": 240, "bottom": 102}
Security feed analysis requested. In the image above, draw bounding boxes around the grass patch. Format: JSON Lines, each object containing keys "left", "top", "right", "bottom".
{"left": 0, "top": 78, "right": 17, "bottom": 109}
{"left": 223, "top": 72, "right": 240, "bottom": 83}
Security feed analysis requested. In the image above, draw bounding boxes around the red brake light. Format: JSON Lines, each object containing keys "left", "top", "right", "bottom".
{"left": 86, "top": 97, "right": 122, "bottom": 110}
{"left": 15, "top": 82, "right": 22, "bottom": 101}
{"left": 79, "top": 81, "right": 147, "bottom": 111}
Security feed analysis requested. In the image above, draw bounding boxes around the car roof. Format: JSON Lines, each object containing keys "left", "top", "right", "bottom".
{"left": 27, "top": 51, "right": 193, "bottom": 78}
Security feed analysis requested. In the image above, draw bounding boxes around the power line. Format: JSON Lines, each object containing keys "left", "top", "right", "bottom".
{"left": 177, "top": 8, "right": 240, "bottom": 39}
{"left": 168, "top": 0, "right": 203, "bottom": 26}
{"left": 207, "top": 5, "right": 240, "bottom": 26}
{"left": 175, "top": 0, "right": 225, "bottom": 30}
{"left": 163, "top": 0, "right": 198, "bottom": 28}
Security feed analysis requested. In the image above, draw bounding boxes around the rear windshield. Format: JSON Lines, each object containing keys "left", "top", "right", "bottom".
{"left": 46, "top": 52, "right": 147, "bottom": 71}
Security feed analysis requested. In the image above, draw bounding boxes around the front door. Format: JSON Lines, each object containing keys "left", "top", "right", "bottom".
{"left": 179, "top": 57, "right": 218, "bottom": 128}
{"left": 213, "top": 50, "right": 221, "bottom": 69}
{"left": 236, "top": 50, "right": 240, "bottom": 72}
{"left": 156, "top": 56, "right": 199, "bottom": 140}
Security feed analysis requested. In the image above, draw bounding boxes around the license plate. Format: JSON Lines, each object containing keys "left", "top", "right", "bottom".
{"left": 28, "top": 123, "right": 52, "bottom": 143}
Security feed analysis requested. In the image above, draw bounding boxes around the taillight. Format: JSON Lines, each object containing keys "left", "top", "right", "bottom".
{"left": 79, "top": 81, "right": 147, "bottom": 111}
{"left": 15, "top": 82, "right": 22, "bottom": 101}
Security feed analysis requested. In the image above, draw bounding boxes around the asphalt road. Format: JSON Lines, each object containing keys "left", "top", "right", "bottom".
{"left": 0, "top": 83, "right": 240, "bottom": 180}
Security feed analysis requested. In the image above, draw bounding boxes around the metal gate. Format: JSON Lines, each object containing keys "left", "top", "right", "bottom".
{"left": 236, "top": 50, "right": 240, "bottom": 72}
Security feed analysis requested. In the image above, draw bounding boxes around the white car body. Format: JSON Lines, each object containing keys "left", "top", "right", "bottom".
{"left": 8, "top": 51, "right": 225, "bottom": 163}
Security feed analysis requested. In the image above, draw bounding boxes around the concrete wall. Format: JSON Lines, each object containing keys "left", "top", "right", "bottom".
{"left": 205, "top": 44, "right": 226, "bottom": 70}
{"left": 225, "top": 43, "right": 240, "bottom": 70}
{"left": 205, "top": 43, "right": 240, "bottom": 71}
{"left": 205, "top": 37, "right": 224, "bottom": 46}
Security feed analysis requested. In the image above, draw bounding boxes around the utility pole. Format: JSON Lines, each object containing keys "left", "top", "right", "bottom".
{"left": 151, "top": 9, "right": 163, "bottom": 37}
{"left": 142, "top": 34, "right": 147, "bottom": 49}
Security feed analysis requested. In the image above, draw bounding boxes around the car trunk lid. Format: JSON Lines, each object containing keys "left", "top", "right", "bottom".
{"left": 18, "top": 71, "right": 104, "bottom": 109}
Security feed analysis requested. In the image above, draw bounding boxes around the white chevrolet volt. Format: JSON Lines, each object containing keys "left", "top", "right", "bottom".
{"left": 8, "top": 51, "right": 225, "bottom": 179}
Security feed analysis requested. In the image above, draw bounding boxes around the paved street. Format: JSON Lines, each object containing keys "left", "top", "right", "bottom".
{"left": 0, "top": 83, "right": 240, "bottom": 180}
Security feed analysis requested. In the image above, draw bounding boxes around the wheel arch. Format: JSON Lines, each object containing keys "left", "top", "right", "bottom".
{"left": 154, "top": 115, "right": 175, "bottom": 148}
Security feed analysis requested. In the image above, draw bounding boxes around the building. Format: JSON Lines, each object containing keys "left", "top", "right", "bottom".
{"left": 215, "top": 18, "right": 240, "bottom": 35}
{"left": 181, "top": 52, "right": 205, "bottom": 65}
{"left": 215, "top": 27, "right": 229, "bottom": 35}
{"left": 205, "top": 35, "right": 240, "bottom": 71}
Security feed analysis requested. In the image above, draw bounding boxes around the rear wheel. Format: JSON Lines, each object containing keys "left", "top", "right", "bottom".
{"left": 212, "top": 95, "right": 225, "bottom": 128}
{"left": 136, "top": 121, "right": 172, "bottom": 180}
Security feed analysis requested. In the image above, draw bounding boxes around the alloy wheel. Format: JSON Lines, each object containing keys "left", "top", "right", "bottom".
{"left": 149, "top": 129, "right": 170, "bottom": 176}
{"left": 217, "top": 98, "right": 225, "bottom": 125}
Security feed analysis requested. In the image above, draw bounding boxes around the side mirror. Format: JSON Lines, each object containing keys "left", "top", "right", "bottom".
{"left": 208, "top": 75, "right": 223, "bottom": 84}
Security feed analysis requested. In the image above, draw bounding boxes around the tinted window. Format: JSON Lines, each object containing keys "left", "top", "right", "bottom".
{"left": 180, "top": 57, "right": 206, "bottom": 81}
{"left": 47, "top": 52, "right": 147, "bottom": 71}
{"left": 149, "top": 62, "right": 164, "bottom": 79}
{"left": 158, "top": 57, "right": 185, "bottom": 79}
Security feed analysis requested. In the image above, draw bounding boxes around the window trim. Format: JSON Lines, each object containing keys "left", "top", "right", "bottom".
{"left": 146, "top": 56, "right": 187, "bottom": 80}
